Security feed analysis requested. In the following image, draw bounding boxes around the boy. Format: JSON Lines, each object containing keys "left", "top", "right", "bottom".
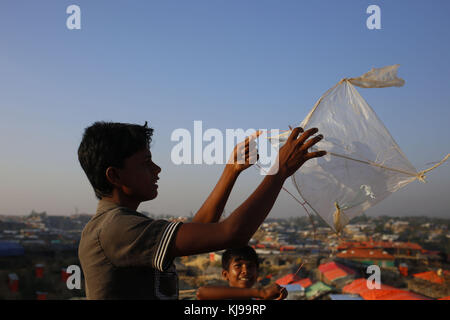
{"left": 78, "top": 121, "right": 325, "bottom": 299}
{"left": 196, "top": 246, "right": 287, "bottom": 300}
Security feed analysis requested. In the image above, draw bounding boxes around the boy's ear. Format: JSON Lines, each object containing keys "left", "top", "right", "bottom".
{"left": 222, "top": 270, "right": 229, "bottom": 281}
{"left": 105, "top": 167, "right": 122, "bottom": 187}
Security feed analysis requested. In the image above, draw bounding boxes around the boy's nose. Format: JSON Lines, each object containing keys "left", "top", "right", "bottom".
{"left": 241, "top": 265, "right": 248, "bottom": 274}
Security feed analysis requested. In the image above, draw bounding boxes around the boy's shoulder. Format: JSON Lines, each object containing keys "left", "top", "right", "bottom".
{"left": 87, "top": 199, "right": 149, "bottom": 226}
{"left": 80, "top": 200, "right": 155, "bottom": 250}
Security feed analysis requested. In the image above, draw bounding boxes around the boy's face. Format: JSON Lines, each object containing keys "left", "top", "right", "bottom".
{"left": 115, "top": 148, "right": 161, "bottom": 201}
{"left": 222, "top": 257, "right": 258, "bottom": 288}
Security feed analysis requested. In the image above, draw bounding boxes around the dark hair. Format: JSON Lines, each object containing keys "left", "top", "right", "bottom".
{"left": 222, "top": 246, "right": 259, "bottom": 271}
{"left": 78, "top": 121, "right": 153, "bottom": 199}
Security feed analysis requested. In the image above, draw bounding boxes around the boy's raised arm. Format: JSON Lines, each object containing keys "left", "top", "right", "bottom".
{"left": 191, "top": 132, "right": 260, "bottom": 224}
{"left": 168, "top": 128, "right": 326, "bottom": 258}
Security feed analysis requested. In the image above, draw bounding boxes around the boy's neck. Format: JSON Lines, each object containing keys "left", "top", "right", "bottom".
{"left": 101, "top": 191, "right": 141, "bottom": 211}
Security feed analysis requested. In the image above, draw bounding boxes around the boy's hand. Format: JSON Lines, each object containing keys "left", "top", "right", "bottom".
{"left": 275, "top": 127, "right": 326, "bottom": 180}
{"left": 259, "top": 283, "right": 288, "bottom": 300}
{"left": 227, "top": 131, "right": 261, "bottom": 174}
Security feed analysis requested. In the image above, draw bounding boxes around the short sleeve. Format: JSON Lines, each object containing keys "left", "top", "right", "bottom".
{"left": 99, "top": 211, "right": 182, "bottom": 272}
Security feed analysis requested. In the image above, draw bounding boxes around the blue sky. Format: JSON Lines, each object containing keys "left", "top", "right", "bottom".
{"left": 0, "top": 0, "right": 449, "bottom": 218}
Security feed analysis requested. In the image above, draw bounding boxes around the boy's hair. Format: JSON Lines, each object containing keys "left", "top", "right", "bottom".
{"left": 222, "top": 246, "right": 259, "bottom": 271}
{"left": 78, "top": 121, "right": 153, "bottom": 199}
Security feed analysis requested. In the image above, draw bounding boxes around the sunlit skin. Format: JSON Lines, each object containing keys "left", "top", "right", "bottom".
{"left": 100, "top": 128, "right": 326, "bottom": 264}
{"left": 222, "top": 258, "right": 258, "bottom": 289}
{"left": 197, "top": 257, "right": 287, "bottom": 299}
{"left": 102, "top": 132, "right": 260, "bottom": 214}
{"left": 93, "top": 128, "right": 321, "bottom": 301}
{"left": 103, "top": 148, "right": 161, "bottom": 211}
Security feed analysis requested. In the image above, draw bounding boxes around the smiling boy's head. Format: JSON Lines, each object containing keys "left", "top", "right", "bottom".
{"left": 78, "top": 121, "right": 161, "bottom": 202}
{"left": 221, "top": 246, "right": 259, "bottom": 288}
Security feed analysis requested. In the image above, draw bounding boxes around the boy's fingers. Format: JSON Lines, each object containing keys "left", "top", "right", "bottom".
{"left": 299, "top": 134, "right": 323, "bottom": 151}
{"left": 244, "top": 142, "right": 257, "bottom": 153}
{"left": 294, "top": 127, "right": 319, "bottom": 147}
{"left": 246, "top": 130, "right": 262, "bottom": 144}
{"left": 275, "top": 287, "right": 287, "bottom": 300}
{"left": 244, "top": 137, "right": 250, "bottom": 149}
{"left": 287, "top": 127, "right": 304, "bottom": 144}
{"left": 305, "top": 150, "right": 327, "bottom": 160}
{"left": 247, "top": 154, "right": 259, "bottom": 164}
{"left": 242, "top": 147, "right": 257, "bottom": 158}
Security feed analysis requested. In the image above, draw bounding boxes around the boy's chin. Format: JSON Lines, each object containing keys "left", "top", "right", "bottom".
{"left": 235, "top": 280, "right": 255, "bottom": 288}
{"left": 134, "top": 190, "right": 158, "bottom": 202}
{"left": 144, "top": 190, "right": 158, "bottom": 201}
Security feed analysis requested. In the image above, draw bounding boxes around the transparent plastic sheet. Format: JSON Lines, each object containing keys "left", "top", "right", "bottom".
{"left": 269, "top": 65, "right": 449, "bottom": 234}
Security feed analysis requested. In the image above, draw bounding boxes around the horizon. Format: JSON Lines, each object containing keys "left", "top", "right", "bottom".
{"left": 1, "top": 1, "right": 449, "bottom": 220}
{"left": 1, "top": 210, "right": 449, "bottom": 221}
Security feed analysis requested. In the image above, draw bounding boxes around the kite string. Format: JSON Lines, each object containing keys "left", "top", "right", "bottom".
{"left": 417, "top": 153, "right": 450, "bottom": 181}
{"left": 253, "top": 163, "right": 318, "bottom": 239}
{"left": 264, "top": 130, "right": 421, "bottom": 179}
{"left": 293, "top": 262, "right": 304, "bottom": 277}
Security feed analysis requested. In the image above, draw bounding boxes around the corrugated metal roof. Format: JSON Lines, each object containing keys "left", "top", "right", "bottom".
{"left": 337, "top": 248, "right": 395, "bottom": 260}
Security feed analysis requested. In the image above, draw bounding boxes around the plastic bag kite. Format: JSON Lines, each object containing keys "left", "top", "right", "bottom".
{"left": 270, "top": 65, "right": 449, "bottom": 234}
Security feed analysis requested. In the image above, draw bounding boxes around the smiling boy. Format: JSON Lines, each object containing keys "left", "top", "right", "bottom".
{"left": 77, "top": 121, "right": 325, "bottom": 299}
{"left": 196, "top": 246, "right": 287, "bottom": 300}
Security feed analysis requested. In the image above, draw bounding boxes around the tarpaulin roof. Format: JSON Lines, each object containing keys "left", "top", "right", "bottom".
{"left": 343, "top": 278, "right": 431, "bottom": 300}
{"left": 329, "top": 294, "right": 363, "bottom": 300}
{"left": 343, "top": 278, "right": 397, "bottom": 294}
{"left": 413, "top": 270, "right": 449, "bottom": 285}
{"left": 291, "top": 278, "right": 313, "bottom": 288}
{"left": 361, "top": 289, "right": 430, "bottom": 300}
{"left": 276, "top": 274, "right": 313, "bottom": 288}
{"left": 318, "top": 262, "right": 355, "bottom": 280}
{"left": 318, "top": 261, "right": 356, "bottom": 275}
{"left": 324, "top": 268, "right": 351, "bottom": 282}
{"left": 275, "top": 273, "right": 301, "bottom": 285}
